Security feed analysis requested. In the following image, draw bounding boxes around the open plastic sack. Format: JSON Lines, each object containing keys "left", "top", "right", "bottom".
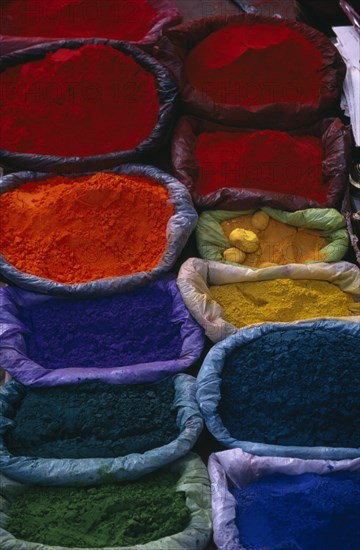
{"left": 172, "top": 116, "right": 350, "bottom": 210}
{"left": 177, "top": 258, "right": 360, "bottom": 342}
{"left": 208, "top": 448, "right": 360, "bottom": 550}
{"left": 155, "top": 15, "right": 345, "bottom": 129}
{"left": 0, "top": 374, "right": 204, "bottom": 485}
{"left": 0, "top": 165, "right": 197, "bottom": 295}
{"left": 0, "top": 39, "right": 178, "bottom": 173}
{"left": 0, "top": 277, "right": 205, "bottom": 386}
{"left": 196, "top": 207, "right": 349, "bottom": 266}
{"left": 0, "top": 452, "right": 212, "bottom": 550}
{"left": 196, "top": 320, "right": 360, "bottom": 460}
{"left": 0, "top": 0, "right": 182, "bottom": 55}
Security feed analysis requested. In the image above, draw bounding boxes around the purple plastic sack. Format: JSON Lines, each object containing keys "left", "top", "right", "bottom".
{"left": 208, "top": 448, "right": 360, "bottom": 550}
{"left": 0, "top": 276, "right": 205, "bottom": 387}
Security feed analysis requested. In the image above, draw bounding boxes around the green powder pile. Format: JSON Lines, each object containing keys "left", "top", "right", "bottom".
{"left": 7, "top": 471, "right": 190, "bottom": 547}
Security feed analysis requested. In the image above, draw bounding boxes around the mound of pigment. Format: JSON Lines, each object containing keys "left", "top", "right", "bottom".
{"left": 6, "top": 378, "right": 179, "bottom": 458}
{"left": 7, "top": 471, "right": 190, "bottom": 547}
{"left": 221, "top": 214, "right": 327, "bottom": 266}
{"left": 210, "top": 279, "right": 356, "bottom": 327}
{"left": 19, "top": 283, "right": 183, "bottom": 369}
{"left": 185, "top": 23, "right": 322, "bottom": 106}
{"left": 231, "top": 472, "right": 360, "bottom": 550}
{"left": 195, "top": 131, "right": 325, "bottom": 200}
{"left": 0, "top": 0, "right": 157, "bottom": 41}
{"left": 0, "top": 173, "right": 173, "bottom": 283}
{"left": 219, "top": 328, "right": 360, "bottom": 447}
{"left": 0, "top": 44, "right": 159, "bottom": 156}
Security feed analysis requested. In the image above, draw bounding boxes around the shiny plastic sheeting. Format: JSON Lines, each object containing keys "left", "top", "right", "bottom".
{"left": 0, "top": 375, "right": 204, "bottom": 485}
{"left": 208, "top": 448, "right": 360, "bottom": 550}
{"left": 0, "top": 277, "right": 205, "bottom": 386}
{"left": 171, "top": 117, "right": 351, "bottom": 210}
{"left": 0, "top": 165, "right": 197, "bottom": 295}
{"left": 197, "top": 320, "right": 360, "bottom": 460}
{"left": 0, "top": 452, "right": 212, "bottom": 550}
{"left": 177, "top": 258, "right": 360, "bottom": 342}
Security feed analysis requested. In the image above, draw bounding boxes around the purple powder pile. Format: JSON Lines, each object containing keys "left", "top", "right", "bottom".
{"left": 231, "top": 471, "right": 360, "bottom": 550}
{"left": 19, "top": 280, "right": 183, "bottom": 370}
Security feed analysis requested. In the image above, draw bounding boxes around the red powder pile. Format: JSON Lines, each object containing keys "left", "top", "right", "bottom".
{"left": 0, "top": 0, "right": 157, "bottom": 41}
{"left": 185, "top": 23, "right": 323, "bottom": 106}
{"left": 195, "top": 130, "right": 326, "bottom": 200}
{"left": 0, "top": 173, "right": 174, "bottom": 284}
{"left": 0, "top": 44, "right": 160, "bottom": 156}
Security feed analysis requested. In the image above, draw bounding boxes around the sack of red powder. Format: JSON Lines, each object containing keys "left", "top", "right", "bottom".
{"left": 0, "top": 0, "right": 182, "bottom": 55}
{"left": 0, "top": 164, "right": 197, "bottom": 295}
{"left": 171, "top": 116, "right": 351, "bottom": 211}
{"left": 155, "top": 15, "right": 345, "bottom": 129}
{"left": 0, "top": 40, "right": 178, "bottom": 172}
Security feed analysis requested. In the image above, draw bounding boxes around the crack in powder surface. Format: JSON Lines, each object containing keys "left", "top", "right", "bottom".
{"left": 6, "top": 379, "right": 179, "bottom": 458}
{"left": 0, "top": 173, "right": 173, "bottom": 283}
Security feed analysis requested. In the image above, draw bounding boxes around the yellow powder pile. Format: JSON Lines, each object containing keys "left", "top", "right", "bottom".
{"left": 221, "top": 214, "right": 326, "bottom": 266}
{"left": 209, "top": 279, "right": 356, "bottom": 327}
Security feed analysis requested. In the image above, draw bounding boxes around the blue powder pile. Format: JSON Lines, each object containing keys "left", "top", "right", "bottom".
{"left": 231, "top": 471, "right": 360, "bottom": 550}
{"left": 19, "top": 282, "right": 183, "bottom": 369}
{"left": 219, "top": 328, "right": 360, "bottom": 447}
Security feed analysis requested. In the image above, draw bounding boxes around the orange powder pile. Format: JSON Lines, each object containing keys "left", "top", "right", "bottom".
{"left": 221, "top": 215, "right": 326, "bottom": 266}
{"left": 0, "top": 173, "right": 173, "bottom": 284}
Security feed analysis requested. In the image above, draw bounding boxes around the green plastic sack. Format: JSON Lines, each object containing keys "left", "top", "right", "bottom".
{"left": 0, "top": 453, "right": 212, "bottom": 550}
{"left": 196, "top": 207, "right": 349, "bottom": 267}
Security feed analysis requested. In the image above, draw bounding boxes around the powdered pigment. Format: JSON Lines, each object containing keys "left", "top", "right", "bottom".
{"left": 0, "top": 44, "right": 159, "bottom": 156}
{"left": 210, "top": 279, "right": 355, "bottom": 327}
{"left": 19, "top": 281, "right": 183, "bottom": 370}
{"left": 0, "top": 173, "right": 173, "bottom": 283}
{"left": 195, "top": 131, "right": 325, "bottom": 200}
{"left": 185, "top": 23, "right": 322, "bottom": 106}
{"left": 0, "top": 0, "right": 157, "bottom": 42}
{"left": 221, "top": 214, "right": 327, "bottom": 265}
{"left": 231, "top": 472, "right": 360, "bottom": 550}
{"left": 7, "top": 471, "right": 190, "bottom": 547}
{"left": 6, "top": 378, "right": 179, "bottom": 458}
{"left": 220, "top": 327, "right": 360, "bottom": 447}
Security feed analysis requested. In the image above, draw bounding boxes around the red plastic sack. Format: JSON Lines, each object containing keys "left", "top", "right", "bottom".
{"left": 154, "top": 15, "right": 345, "bottom": 129}
{"left": 0, "top": 0, "right": 182, "bottom": 55}
{"left": 171, "top": 116, "right": 351, "bottom": 211}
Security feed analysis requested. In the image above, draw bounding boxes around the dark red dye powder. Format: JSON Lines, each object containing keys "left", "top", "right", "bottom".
{"left": 0, "top": 0, "right": 157, "bottom": 42}
{"left": 185, "top": 23, "right": 323, "bottom": 106}
{"left": 195, "top": 130, "right": 326, "bottom": 200}
{"left": 0, "top": 44, "right": 160, "bottom": 156}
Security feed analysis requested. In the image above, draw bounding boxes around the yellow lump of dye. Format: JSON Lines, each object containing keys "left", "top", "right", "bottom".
{"left": 209, "top": 279, "right": 356, "bottom": 327}
{"left": 221, "top": 214, "right": 326, "bottom": 266}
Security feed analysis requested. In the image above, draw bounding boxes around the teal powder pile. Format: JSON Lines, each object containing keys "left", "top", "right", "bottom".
{"left": 231, "top": 471, "right": 360, "bottom": 550}
{"left": 7, "top": 471, "right": 190, "bottom": 547}
{"left": 5, "top": 379, "right": 179, "bottom": 458}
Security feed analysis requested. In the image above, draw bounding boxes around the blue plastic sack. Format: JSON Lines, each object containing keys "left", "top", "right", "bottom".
{"left": 197, "top": 320, "right": 360, "bottom": 460}
{"left": 0, "top": 374, "right": 204, "bottom": 485}
{"left": 0, "top": 164, "right": 197, "bottom": 295}
{"left": 0, "top": 276, "right": 205, "bottom": 386}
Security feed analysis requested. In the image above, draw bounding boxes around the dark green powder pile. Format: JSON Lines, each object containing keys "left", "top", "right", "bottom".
{"left": 6, "top": 378, "right": 179, "bottom": 458}
{"left": 7, "top": 471, "right": 190, "bottom": 547}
